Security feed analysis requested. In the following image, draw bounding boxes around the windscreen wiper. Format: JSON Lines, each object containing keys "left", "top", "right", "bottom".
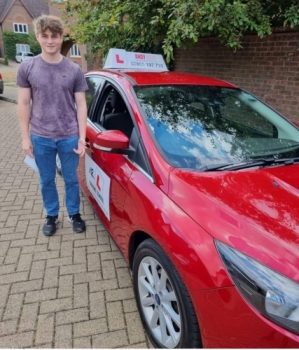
{"left": 200, "top": 157, "right": 299, "bottom": 172}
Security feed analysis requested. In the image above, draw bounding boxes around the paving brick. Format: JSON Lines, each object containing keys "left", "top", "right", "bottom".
{"left": 101, "top": 251, "right": 123, "bottom": 261}
{"left": 125, "top": 312, "right": 146, "bottom": 344}
{"left": 29, "top": 260, "right": 46, "bottom": 280}
{"left": 22, "top": 244, "right": 48, "bottom": 254}
{"left": 0, "top": 285, "right": 10, "bottom": 308}
{"left": 18, "top": 302, "right": 39, "bottom": 332}
{"left": 123, "top": 299, "right": 138, "bottom": 313}
{"left": 25, "top": 288, "right": 57, "bottom": 304}
{"left": 123, "top": 342, "right": 149, "bottom": 348}
{"left": 92, "top": 329, "right": 129, "bottom": 348}
{"left": 73, "top": 319, "right": 108, "bottom": 338}
{"left": 0, "top": 211, "right": 10, "bottom": 222}
{"left": 107, "top": 301, "right": 125, "bottom": 331}
{"left": 61, "top": 232, "right": 84, "bottom": 241}
{"left": 46, "top": 256, "right": 72, "bottom": 268}
{"left": 116, "top": 268, "right": 133, "bottom": 288}
{"left": 0, "top": 264, "right": 15, "bottom": 275}
{"left": 73, "top": 336, "right": 92, "bottom": 348}
{"left": 15, "top": 220, "right": 29, "bottom": 233}
{"left": 32, "top": 343, "right": 54, "bottom": 348}
{"left": 74, "top": 271, "right": 102, "bottom": 284}
{"left": 10, "top": 238, "right": 36, "bottom": 247}
{"left": 48, "top": 235, "right": 62, "bottom": 251}
{"left": 34, "top": 250, "right": 60, "bottom": 261}
{"left": 11, "top": 278, "right": 43, "bottom": 294}
{"left": 4, "top": 215, "right": 19, "bottom": 227}
{"left": 0, "top": 319, "right": 18, "bottom": 336}
{"left": 0, "top": 232, "right": 26, "bottom": 242}
{"left": 56, "top": 307, "right": 89, "bottom": 325}
{"left": 0, "top": 331, "right": 34, "bottom": 348}
{"left": 87, "top": 253, "right": 101, "bottom": 272}
{"left": 115, "top": 258, "right": 128, "bottom": 268}
{"left": 43, "top": 267, "right": 59, "bottom": 288}
{"left": 60, "top": 263, "right": 86, "bottom": 275}
{"left": 90, "top": 292, "right": 106, "bottom": 319}
{"left": 4, "top": 247, "right": 21, "bottom": 264}
{"left": 16, "top": 253, "right": 33, "bottom": 271}
{"left": 106, "top": 288, "right": 135, "bottom": 302}
{"left": 85, "top": 226, "right": 97, "bottom": 240}
{"left": 74, "top": 283, "right": 88, "bottom": 308}
{"left": 102, "top": 260, "right": 116, "bottom": 280}
{"left": 35, "top": 313, "right": 55, "bottom": 345}
{"left": 3, "top": 293, "right": 24, "bottom": 320}
{"left": 0, "top": 271, "right": 28, "bottom": 286}
{"left": 58, "top": 274, "right": 73, "bottom": 298}
{"left": 90, "top": 279, "right": 118, "bottom": 293}
{"left": 55, "top": 323, "right": 72, "bottom": 340}
{"left": 74, "top": 239, "right": 98, "bottom": 248}
{"left": 55, "top": 324, "right": 72, "bottom": 348}
{"left": 25, "top": 224, "right": 40, "bottom": 238}
{"left": 87, "top": 244, "right": 111, "bottom": 254}
{"left": 60, "top": 241, "right": 73, "bottom": 257}
{"left": 40, "top": 297, "right": 72, "bottom": 314}
{"left": 74, "top": 247, "right": 87, "bottom": 265}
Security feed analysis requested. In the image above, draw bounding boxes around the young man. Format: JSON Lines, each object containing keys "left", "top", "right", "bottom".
{"left": 17, "top": 15, "right": 88, "bottom": 236}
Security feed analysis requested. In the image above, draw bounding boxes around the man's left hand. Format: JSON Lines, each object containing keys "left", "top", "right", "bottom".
{"left": 74, "top": 139, "right": 86, "bottom": 157}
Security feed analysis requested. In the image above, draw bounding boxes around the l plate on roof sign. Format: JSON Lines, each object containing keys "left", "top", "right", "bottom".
{"left": 104, "top": 48, "right": 168, "bottom": 71}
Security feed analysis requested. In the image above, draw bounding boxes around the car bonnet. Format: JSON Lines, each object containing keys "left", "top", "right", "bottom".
{"left": 168, "top": 165, "right": 299, "bottom": 282}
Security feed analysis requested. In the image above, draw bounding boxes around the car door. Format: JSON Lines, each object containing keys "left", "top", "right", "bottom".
{"left": 83, "top": 81, "right": 137, "bottom": 248}
{"left": 77, "top": 74, "right": 105, "bottom": 210}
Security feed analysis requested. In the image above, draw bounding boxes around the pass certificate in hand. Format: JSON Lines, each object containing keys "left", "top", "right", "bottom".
{"left": 24, "top": 155, "right": 39, "bottom": 172}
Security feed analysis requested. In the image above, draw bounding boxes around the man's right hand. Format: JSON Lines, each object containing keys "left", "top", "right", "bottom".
{"left": 22, "top": 138, "right": 34, "bottom": 158}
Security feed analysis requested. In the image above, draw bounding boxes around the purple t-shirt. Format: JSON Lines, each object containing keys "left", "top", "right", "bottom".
{"left": 17, "top": 55, "right": 88, "bottom": 138}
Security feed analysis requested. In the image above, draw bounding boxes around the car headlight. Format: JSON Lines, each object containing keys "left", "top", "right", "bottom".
{"left": 215, "top": 240, "right": 299, "bottom": 335}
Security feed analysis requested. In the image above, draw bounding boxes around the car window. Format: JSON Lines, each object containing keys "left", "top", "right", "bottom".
{"left": 134, "top": 85, "right": 299, "bottom": 169}
{"left": 85, "top": 76, "right": 104, "bottom": 112}
{"left": 91, "top": 84, "right": 152, "bottom": 175}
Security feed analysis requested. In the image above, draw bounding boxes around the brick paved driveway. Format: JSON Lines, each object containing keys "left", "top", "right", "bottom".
{"left": 0, "top": 100, "right": 151, "bottom": 348}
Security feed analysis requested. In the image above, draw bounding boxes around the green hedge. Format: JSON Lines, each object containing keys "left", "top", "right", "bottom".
{"left": 3, "top": 31, "right": 41, "bottom": 60}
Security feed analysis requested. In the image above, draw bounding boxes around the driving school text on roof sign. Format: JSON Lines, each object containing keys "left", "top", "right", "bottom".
{"left": 104, "top": 48, "right": 168, "bottom": 71}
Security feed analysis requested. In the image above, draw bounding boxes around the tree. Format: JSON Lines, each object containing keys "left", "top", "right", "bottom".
{"left": 59, "top": 0, "right": 299, "bottom": 62}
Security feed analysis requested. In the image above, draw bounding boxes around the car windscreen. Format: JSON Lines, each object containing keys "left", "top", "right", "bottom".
{"left": 134, "top": 85, "right": 299, "bottom": 169}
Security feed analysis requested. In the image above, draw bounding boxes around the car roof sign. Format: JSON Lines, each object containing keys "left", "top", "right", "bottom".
{"left": 104, "top": 48, "right": 168, "bottom": 71}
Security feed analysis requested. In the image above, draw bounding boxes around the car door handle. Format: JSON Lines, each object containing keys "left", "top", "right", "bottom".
{"left": 85, "top": 137, "right": 90, "bottom": 148}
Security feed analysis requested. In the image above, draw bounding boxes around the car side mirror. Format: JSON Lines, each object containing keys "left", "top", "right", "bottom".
{"left": 93, "top": 130, "right": 129, "bottom": 152}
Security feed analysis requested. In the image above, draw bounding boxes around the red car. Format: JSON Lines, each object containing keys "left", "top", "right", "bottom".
{"left": 78, "top": 49, "right": 299, "bottom": 348}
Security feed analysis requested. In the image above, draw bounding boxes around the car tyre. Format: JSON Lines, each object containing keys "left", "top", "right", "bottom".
{"left": 56, "top": 154, "right": 62, "bottom": 175}
{"left": 132, "top": 239, "right": 202, "bottom": 348}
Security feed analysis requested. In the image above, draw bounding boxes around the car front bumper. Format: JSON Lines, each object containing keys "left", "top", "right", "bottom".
{"left": 194, "top": 286, "right": 299, "bottom": 348}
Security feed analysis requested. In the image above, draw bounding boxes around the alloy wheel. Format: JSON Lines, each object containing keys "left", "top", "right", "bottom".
{"left": 137, "top": 256, "right": 181, "bottom": 348}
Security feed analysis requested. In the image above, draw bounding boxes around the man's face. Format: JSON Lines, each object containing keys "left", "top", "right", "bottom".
{"left": 36, "top": 29, "right": 63, "bottom": 55}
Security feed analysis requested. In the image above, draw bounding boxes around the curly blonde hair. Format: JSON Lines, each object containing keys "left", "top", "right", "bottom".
{"left": 33, "top": 15, "right": 64, "bottom": 35}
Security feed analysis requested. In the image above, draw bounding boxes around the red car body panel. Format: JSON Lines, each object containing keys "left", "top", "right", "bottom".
{"left": 195, "top": 288, "right": 299, "bottom": 348}
{"left": 169, "top": 166, "right": 299, "bottom": 283}
{"left": 78, "top": 68, "right": 299, "bottom": 347}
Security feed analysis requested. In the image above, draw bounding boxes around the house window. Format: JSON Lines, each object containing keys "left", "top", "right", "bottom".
{"left": 13, "top": 23, "right": 28, "bottom": 34}
{"left": 70, "top": 44, "right": 81, "bottom": 57}
{"left": 16, "top": 44, "right": 30, "bottom": 53}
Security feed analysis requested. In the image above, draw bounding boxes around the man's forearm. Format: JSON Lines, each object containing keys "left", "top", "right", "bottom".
{"left": 77, "top": 105, "right": 87, "bottom": 141}
{"left": 18, "top": 103, "right": 31, "bottom": 140}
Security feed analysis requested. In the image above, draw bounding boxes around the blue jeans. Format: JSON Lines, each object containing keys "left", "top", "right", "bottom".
{"left": 31, "top": 135, "right": 80, "bottom": 217}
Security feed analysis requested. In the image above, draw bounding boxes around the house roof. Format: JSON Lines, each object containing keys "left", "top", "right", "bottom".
{"left": 0, "top": 0, "right": 49, "bottom": 23}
